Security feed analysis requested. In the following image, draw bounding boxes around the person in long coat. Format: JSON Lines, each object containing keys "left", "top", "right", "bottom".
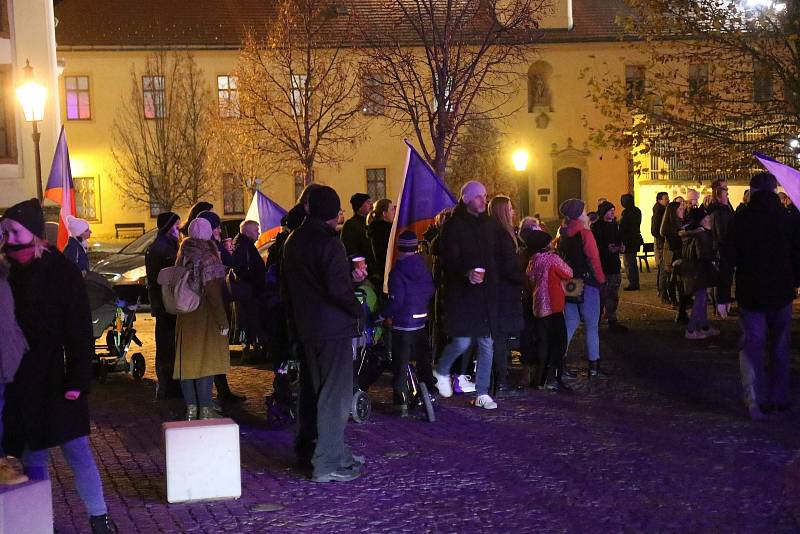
{"left": 432, "top": 181, "right": 500, "bottom": 410}
{"left": 0, "top": 198, "right": 116, "bottom": 534}
{"left": 174, "top": 217, "right": 230, "bottom": 421}
{"left": 63, "top": 215, "right": 91, "bottom": 273}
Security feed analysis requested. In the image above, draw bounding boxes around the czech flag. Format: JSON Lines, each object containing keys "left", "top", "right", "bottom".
{"left": 384, "top": 140, "right": 456, "bottom": 290}
{"left": 755, "top": 152, "right": 800, "bottom": 208}
{"left": 245, "top": 190, "right": 287, "bottom": 248}
{"left": 44, "top": 126, "right": 76, "bottom": 251}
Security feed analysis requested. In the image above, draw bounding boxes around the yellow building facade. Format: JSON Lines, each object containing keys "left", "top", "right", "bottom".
{"left": 4, "top": 0, "right": 670, "bottom": 240}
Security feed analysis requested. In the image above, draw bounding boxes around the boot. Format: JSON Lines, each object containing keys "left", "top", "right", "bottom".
{"left": 588, "top": 361, "right": 608, "bottom": 379}
{"left": 90, "top": 514, "right": 118, "bottom": 534}
{"left": 0, "top": 457, "right": 28, "bottom": 485}
{"left": 199, "top": 406, "right": 223, "bottom": 420}
{"left": 185, "top": 404, "right": 198, "bottom": 421}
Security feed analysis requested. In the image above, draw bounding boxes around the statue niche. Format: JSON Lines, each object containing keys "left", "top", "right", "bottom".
{"left": 527, "top": 61, "right": 553, "bottom": 114}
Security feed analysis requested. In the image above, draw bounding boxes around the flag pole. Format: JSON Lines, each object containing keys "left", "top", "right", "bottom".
{"left": 383, "top": 141, "right": 413, "bottom": 293}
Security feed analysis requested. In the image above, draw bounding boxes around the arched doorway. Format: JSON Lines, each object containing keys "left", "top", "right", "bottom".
{"left": 557, "top": 167, "right": 582, "bottom": 207}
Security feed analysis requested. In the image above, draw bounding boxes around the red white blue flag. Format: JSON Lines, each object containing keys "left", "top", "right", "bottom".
{"left": 754, "top": 152, "right": 800, "bottom": 208}
{"left": 245, "top": 190, "right": 287, "bottom": 248}
{"left": 384, "top": 140, "right": 456, "bottom": 290}
{"left": 44, "top": 126, "right": 76, "bottom": 251}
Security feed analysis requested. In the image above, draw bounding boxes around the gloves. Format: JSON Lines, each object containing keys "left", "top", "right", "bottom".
{"left": 220, "top": 327, "right": 229, "bottom": 336}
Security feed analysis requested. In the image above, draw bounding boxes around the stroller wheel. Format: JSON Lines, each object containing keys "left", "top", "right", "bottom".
{"left": 351, "top": 389, "right": 371, "bottom": 424}
{"left": 264, "top": 396, "right": 294, "bottom": 429}
{"left": 419, "top": 383, "right": 436, "bottom": 423}
{"left": 131, "top": 353, "right": 146, "bottom": 380}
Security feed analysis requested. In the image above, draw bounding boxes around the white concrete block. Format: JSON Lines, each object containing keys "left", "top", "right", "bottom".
{"left": 163, "top": 418, "right": 241, "bottom": 503}
{"left": 0, "top": 478, "right": 53, "bottom": 534}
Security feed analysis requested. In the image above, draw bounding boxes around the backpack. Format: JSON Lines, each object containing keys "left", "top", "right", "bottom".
{"left": 157, "top": 265, "right": 200, "bottom": 314}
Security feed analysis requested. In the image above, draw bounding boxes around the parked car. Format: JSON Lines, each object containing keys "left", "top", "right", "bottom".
{"left": 91, "top": 219, "right": 258, "bottom": 305}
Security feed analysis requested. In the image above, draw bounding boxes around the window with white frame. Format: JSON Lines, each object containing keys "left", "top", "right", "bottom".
{"left": 366, "top": 168, "right": 386, "bottom": 200}
{"left": 74, "top": 176, "right": 99, "bottom": 221}
{"left": 290, "top": 74, "right": 307, "bottom": 116}
{"left": 142, "top": 76, "right": 165, "bottom": 119}
{"left": 222, "top": 173, "right": 245, "bottom": 214}
{"left": 65, "top": 76, "right": 92, "bottom": 120}
{"left": 361, "top": 72, "right": 384, "bottom": 115}
{"left": 217, "top": 75, "right": 240, "bottom": 118}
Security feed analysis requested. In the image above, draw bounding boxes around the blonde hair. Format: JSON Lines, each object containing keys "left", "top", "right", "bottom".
{"left": 367, "top": 198, "right": 392, "bottom": 225}
{"left": 0, "top": 220, "right": 50, "bottom": 259}
{"left": 488, "top": 195, "right": 517, "bottom": 250}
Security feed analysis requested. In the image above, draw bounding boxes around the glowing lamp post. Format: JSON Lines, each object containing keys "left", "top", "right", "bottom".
{"left": 16, "top": 60, "right": 47, "bottom": 202}
{"left": 512, "top": 149, "right": 530, "bottom": 216}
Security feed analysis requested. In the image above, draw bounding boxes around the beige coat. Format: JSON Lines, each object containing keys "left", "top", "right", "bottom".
{"left": 173, "top": 239, "right": 230, "bottom": 380}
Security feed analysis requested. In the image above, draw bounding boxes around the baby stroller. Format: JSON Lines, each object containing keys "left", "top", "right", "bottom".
{"left": 85, "top": 272, "right": 145, "bottom": 383}
{"left": 351, "top": 283, "right": 391, "bottom": 423}
{"left": 264, "top": 349, "right": 300, "bottom": 430}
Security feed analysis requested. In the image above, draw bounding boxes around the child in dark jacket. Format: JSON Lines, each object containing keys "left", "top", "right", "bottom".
{"left": 383, "top": 231, "right": 436, "bottom": 415}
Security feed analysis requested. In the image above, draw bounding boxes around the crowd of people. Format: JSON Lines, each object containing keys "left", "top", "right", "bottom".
{"left": 0, "top": 169, "right": 796, "bottom": 528}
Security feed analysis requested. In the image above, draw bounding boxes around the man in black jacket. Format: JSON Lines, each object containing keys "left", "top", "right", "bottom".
{"left": 732, "top": 172, "right": 800, "bottom": 420}
{"left": 619, "top": 193, "right": 643, "bottom": 291}
{"left": 432, "top": 180, "right": 500, "bottom": 410}
{"left": 651, "top": 192, "right": 669, "bottom": 302}
{"left": 593, "top": 201, "right": 627, "bottom": 332}
{"left": 340, "top": 193, "right": 375, "bottom": 269}
{"left": 231, "top": 220, "right": 268, "bottom": 361}
{"left": 145, "top": 211, "right": 182, "bottom": 400}
{"left": 707, "top": 180, "right": 735, "bottom": 316}
{"left": 282, "top": 186, "right": 365, "bottom": 482}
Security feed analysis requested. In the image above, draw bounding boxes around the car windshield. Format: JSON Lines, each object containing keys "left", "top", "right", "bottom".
{"left": 119, "top": 229, "right": 157, "bottom": 255}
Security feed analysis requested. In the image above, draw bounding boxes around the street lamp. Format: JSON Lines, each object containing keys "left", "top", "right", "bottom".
{"left": 512, "top": 149, "right": 530, "bottom": 217}
{"left": 16, "top": 60, "right": 47, "bottom": 202}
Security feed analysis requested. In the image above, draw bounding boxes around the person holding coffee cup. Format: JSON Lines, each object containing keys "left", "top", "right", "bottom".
{"left": 431, "top": 180, "right": 500, "bottom": 410}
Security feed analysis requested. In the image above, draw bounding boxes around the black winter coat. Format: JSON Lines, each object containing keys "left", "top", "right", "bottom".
{"left": 145, "top": 232, "right": 179, "bottom": 316}
{"left": 680, "top": 228, "right": 716, "bottom": 294}
{"left": 651, "top": 203, "right": 666, "bottom": 240}
{"left": 3, "top": 249, "right": 93, "bottom": 456}
{"left": 439, "top": 203, "right": 497, "bottom": 337}
{"left": 592, "top": 219, "right": 622, "bottom": 275}
{"left": 493, "top": 227, "right": 524, "bottom": 334}
{"left": 282, "top": 217, "right": 362, "bottom": 341}
{"left": 63, "top": 237, "right": 89, "bottom": 272}
{"left": 619, "top": 205, "right": 643, "bottom": 252}
{"left": 368, "top": 219, "right": 392, "bottom": 280}
{"left": 341, "top": 214, "right": 376, "bottom": 269}
{"left": 232, "top": 233, "right": 267, "bottom": 296}
{"left": 732, "top": 191, "right": 800, "bottom": 311}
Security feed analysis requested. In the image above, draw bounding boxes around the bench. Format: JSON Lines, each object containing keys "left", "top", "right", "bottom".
{"left": 115, "top": 222, "right": 146, "bottom": 239}
{"left": 637, "top": 242, "right": 655, "bottom": 273}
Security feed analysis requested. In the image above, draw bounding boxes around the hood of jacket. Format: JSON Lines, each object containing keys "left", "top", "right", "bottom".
{"left": 747, "top": 190, "right": 783, "bottom": 214}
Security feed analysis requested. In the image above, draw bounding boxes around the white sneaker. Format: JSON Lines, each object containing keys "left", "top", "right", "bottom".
{"left": 433, "top": 370, "right": 453, "bottom": 398}
{"left": 475, "top": 394, "right": 498, "bottom": 410}
{"left": 453, "top": 374, "right": 476, "bottom": 394}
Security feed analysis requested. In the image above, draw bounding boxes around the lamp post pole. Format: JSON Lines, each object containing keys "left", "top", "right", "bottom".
{"left": 32, "top": 120, "right": 43, "bottom": 202}
{"left": 512, "top": 149, "right": 530, "bottom": 217}
{"left": 16, "top": 59, "right": 47, "bottom": 203}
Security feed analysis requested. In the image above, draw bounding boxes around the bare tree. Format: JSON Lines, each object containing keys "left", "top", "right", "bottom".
{"left": 111, "top": 50, "right": 214, "bottom": 212}
{"left": 235, "top": 0, "right": 367, "bottom": 188}
{"left": 448, "top": 117, "right": 516, "bottom": 196}
{"left": 354, "top": 0, "right": 546, "bottom": 179}
{"left": 583, "top": 0, "right": 800, "bottom": 179}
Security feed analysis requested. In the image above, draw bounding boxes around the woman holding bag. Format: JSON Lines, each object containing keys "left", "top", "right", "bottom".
{"left": 556, "top": 199, "right": 608, "bottom": 379}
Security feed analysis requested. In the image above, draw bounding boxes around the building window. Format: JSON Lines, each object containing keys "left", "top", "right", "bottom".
{"left": 361, "top": 73, "right": 384, "bottom": 115}
{"left": 74, "top": 176, "right": 99, "bottom": 221}
{"left": 366, "top": 168, "right": 386, "bottom": 200}
{"left": 0, "top": 66, "right": 17, "bottom": 163}
{"left": 142, "top": 76, "right": 166, "bottom": 119}
{"left": 290, "top": 74, "right": 307, "bottom": 116}
{"left": 0, "top": 0, "right": 9, "bottom": 39}
{"left": 65, "top": 76, "right": 92, "bottom": 120}
{"left": 217, "top": 75, "right": 239, "bottom": 118}
{"left": 222, "top": 173, "right": 245, "bottom": 215}
{"left": 625, "top": 65, "right": 645, "bottom": 107}
{"left": 754, "top": 62, "right": 773, "bottom": 103}
{"left": 688, "top": 64, "right": 708, "bottom": 100}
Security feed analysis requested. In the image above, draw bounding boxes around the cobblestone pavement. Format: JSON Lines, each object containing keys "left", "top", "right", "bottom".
{"left": 45, "top": 271, "right": 800, "bottom": 533}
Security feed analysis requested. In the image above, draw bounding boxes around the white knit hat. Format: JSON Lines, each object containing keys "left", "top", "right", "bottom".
{"left": 66, "top": 215, "right": 90, "bottom": 238}
{"left": 188, "top": 217, "right": 213, "bottom": 240}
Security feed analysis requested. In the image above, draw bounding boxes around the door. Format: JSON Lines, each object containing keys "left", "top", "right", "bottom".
{"left": 557, "top": 167, "right": 582, "bottom": 208}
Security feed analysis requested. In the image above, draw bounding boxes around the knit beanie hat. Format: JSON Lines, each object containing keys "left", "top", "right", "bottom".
{"left": 188, "top": 217, "right": 213, "bottom": 240}
{"left": 350, "top": 193, "right": 371, "bottom": 212}
{"left": 1, "top": 199, "right": 45, "bottom": 238}
{"left": 559, "top": 198, "right": 585, "bottom": 220}
{"left": 749, "top": 172, "right": 778, "bottom": 193}
{"left": 460, "top": 181, "right": 487, "bottom": 204}
{"left": 686, "top": 206, "right": 708, "bottom": 228}
{"left": 156, "top": 211, "right": 180, "bottom": 235}
{"left": 522, "top": 229, "right": 553, "bottom": 253}
{"left": 66, "top": 215, "right": 90, "bottom": 238}
{"left": 310, "top": 186, "right": 342, "bottom": 221}
{"left": 281, "top": 204, "right": 307, "bottom": 231}
{"left": 397, "top": 230, "right": 418, "bottom": 252}
{"left": 597, "top": 201, "right": 615, "bottom": 219}
{"left": 197, "top": 210, "right": 221, "bottom": 230}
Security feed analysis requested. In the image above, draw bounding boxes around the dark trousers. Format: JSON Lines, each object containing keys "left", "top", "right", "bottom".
{"left": 623, "top": 252, "right": 639, "bottom": 288}
{"left": 533, "top": 313, "right": 567, "bottom": 386}
{"left": 492, "top": 331, "right": 515, "bottom": 388}
{"left": 391, "top": 328, "right": 434, "bottom": 405}
{"left": 655, "top": 238, "right": 668, "bottom": 298}
{"left": 154, "top": 313, "right": 180, "bottom": 397}
{"left": 739, "top": 304, "right": 792, "bottom": 408}
{"left": 295, "top": 337, "right": 355, "bottom": 477}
